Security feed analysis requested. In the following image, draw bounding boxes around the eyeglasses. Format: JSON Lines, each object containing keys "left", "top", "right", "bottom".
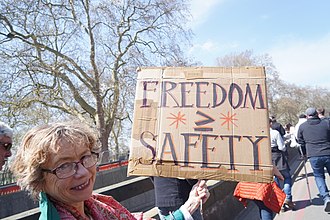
{"left": 0, "top": 142, "right": 12, "bottom": 151}
{"left": 42, "top": 152, "right": 99, "bottom": 179}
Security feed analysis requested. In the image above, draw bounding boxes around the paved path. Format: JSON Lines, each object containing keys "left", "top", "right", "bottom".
{"left": 274, "top": 159, "right": 330, "bottom": 220}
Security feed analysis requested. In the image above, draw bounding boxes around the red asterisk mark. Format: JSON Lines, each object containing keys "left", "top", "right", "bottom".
{"left": 167, "top": 111, "right": 186, "bottom": 129}
{"left": 220, "top": 111, "right": 238, "bottom": 130}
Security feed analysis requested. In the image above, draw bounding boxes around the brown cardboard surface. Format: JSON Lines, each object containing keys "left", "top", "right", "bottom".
{"left": 128, "top": 67, "right": 273, "bottom": 182}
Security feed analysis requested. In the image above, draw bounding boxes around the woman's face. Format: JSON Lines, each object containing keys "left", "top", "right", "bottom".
{"left": 43, "top": 140, "right": 96, "bottom": 207}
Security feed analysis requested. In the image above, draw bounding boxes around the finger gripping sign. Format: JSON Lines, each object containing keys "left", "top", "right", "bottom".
{"left": 128, "top": 67, "right": 273, "bottom": 183}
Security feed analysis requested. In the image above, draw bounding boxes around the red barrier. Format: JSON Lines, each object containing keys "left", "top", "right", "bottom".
{"left": 98, "top": 160, "right": 128, "bottom": 171}
{"left": 0, "top": 184, "right": 21, "bottom": 196}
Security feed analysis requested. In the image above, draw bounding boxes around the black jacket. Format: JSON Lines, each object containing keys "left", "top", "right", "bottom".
{"left": 153, "top": 177, "right": 197, "bottom": 207}
{"left": 271, "top": 122, "right": 286, "bottom": 137}
{"left": 298, "top": 117, "right": 330, "bottom": 157}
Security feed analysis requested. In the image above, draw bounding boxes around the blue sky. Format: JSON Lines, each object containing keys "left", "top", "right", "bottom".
{"left": 188, "top": 0, "right": 330, "bottom": 88}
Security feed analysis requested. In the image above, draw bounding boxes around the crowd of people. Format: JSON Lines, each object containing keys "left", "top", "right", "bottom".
{"left": 1, "top": 106, "right": 330, "bottom": 220}
{"left": 233, "top": 107, "right": 330, "bottom": 220}
{"left": 263, "top": 107, "right": 330, "bottom": 219}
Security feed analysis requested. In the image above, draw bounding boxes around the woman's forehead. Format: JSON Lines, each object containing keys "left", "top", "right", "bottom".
{"left": 46, "top": 140, "right": 90, "bottom": 164}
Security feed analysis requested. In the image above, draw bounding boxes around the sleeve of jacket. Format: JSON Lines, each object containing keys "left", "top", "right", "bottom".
{"left": 279, "top": 125, "right": 286, "bottom": 137}
{"left": 276, "top": 132, "right": 286, "bottom": 151}
{"left": 297, "top": 126, "right": 305, "bottom": 147}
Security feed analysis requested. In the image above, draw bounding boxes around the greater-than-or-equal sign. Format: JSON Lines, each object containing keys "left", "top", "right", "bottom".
{"left": 194, "top": 110, "right": 215, "bottom": 132}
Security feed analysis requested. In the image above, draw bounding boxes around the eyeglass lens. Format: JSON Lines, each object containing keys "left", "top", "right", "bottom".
{"left": 55, "top": 154, "right": 98, "bottom": 179}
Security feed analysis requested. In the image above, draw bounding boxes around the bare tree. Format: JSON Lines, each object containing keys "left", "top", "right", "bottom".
{"left": 216, "top": 50, "right": 330, "bottom": 125}
{"left": 216, "top": 50, "right": 282, "bottom": 113}
{"left": 0, "top": 0, "right": 192, "bottom": 154}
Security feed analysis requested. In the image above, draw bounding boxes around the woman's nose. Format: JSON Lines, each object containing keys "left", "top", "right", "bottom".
{"left": 74, "top": 162, "right": 89, "bottom": 176}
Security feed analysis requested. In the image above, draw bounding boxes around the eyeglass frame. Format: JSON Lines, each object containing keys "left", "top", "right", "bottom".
{"left": 41, "top": 152, "right": 99, "bottom": 179}
{"left": 0, "top": 141, "right": 12, "bottom": 151}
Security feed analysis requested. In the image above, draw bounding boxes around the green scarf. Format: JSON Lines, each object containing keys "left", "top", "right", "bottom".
{"left": 39, "top": 192, "right": 61, "bottom": 220}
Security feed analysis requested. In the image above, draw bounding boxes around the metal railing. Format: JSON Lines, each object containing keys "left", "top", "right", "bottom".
{"left": 98, "top": 151, "right": 129, "bottom": 165}
{"left": 0, "top": 168, "right": 16, "bottom": 186}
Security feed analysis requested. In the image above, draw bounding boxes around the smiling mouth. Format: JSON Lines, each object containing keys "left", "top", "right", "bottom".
{"left": 72, "top": 179, "right": 90, "bottom": 190}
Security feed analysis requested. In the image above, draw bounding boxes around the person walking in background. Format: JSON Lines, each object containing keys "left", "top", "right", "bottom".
{"left": 317, "top": 108, "right": 327, "bottom": 120}
{"left": 270, "top": 116, "right": 286, "bottom": 137}
{"left": 270, "top": 119, "right": 294, "bottom": 211}
{"left": 291, "top": 114, "right": 307, "bottom": 158}
{"left": 233, "top": 166, "right": 286, "bottom": 220}
{"left": 0, "top": 122, "right": 13, "bottom": 171}
{"left": 283, "top": 123, "right": 294, "bottom": 149}
{"left": 298, "top": 107, "right": 330, "bottom": 212}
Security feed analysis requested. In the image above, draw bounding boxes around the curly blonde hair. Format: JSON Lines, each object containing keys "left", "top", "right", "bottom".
{"left": 11, "top": 121, "right": 101, "bottom": 201}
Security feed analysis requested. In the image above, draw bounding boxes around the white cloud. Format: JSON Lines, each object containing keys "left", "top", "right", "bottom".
{"left": 189, "top": 40, "right": 217, "bottom": 54}
{"left": 199, "top": 41, "right": 217, "bottom": 51}
{"left": 269, "top": 34, "right": 330, "bottom": 89}
{"left": 189, "top": 40, "right": 242, "bottom": 65}
{"left": 189, "top": 0, "right": 226, "bottom": 26}
{"left": 188, "top": 40, "right": 219, "bottom": 65}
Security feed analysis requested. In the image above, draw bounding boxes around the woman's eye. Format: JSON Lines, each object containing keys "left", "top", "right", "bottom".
{"left": 58, "top": 163, "right": 72, "bottom": 171}
{"left": 81, "top": 154, "right": 92, "bottom": 160}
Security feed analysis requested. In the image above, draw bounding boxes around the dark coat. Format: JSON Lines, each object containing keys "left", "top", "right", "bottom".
{"left": 271, "top": 122, "right": 286, "bottom": 137}
{"left": 298, "top": 117, "right": 330, "bottom": 157}
{"left": 272, "top": 149, "right": 289, "bottom": 171}
{"left": 153, "top": 177, "right": 197, "bottom": 208}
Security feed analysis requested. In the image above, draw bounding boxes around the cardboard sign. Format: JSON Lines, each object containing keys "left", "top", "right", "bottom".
{"left": 128, "top": 67, "right": 273, "bottom": 183}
